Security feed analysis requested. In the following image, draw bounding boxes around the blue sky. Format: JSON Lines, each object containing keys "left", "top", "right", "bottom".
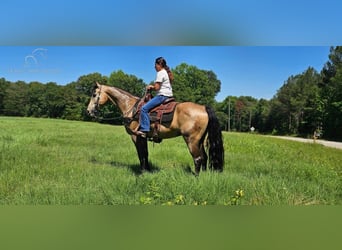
{"left": 0, "top": 46, "right": 331, "bottom": 101}
{"left": 0, "top": 1, "right": 340, "bottom": 100}
{"left": 1, "top": 0, "right": 342, "bottom": 45}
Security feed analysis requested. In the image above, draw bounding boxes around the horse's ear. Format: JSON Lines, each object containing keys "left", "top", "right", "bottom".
{"left": 96, "top": 82, "right": 101, "bottom": 88}
{"left": 91, "top": 82, "right": 99, "bottom": 93}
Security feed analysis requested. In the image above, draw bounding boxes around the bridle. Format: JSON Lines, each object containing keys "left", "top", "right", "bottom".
{"left": 94, "top": 85, "right": 102, "bottom": 110}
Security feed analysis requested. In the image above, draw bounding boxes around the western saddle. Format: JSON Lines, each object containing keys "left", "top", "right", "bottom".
{"left": 129, "top": 92, "right": 178, "bottom": 143}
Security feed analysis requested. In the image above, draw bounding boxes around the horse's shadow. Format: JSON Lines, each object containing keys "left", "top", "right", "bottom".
{"left": 111, "top": 162, "right": 198, "bottom": 176}
{"left": 89, "top": 157, "right": 160, "bottom": 175}
{"left": 109, "top": 161, "right": 161, "bottom": 175}
{"left": 183, "top": 165, "right": 194, "bottom": 174}
{"left": 89, "top": 157, "right": 195, "bottom": 175}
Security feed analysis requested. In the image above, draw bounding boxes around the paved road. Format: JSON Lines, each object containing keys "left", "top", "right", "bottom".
{"left": 270, "top": 136, "right": 342, "bottom": 150}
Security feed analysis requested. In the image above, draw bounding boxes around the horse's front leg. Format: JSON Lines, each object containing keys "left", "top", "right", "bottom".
{"left": 132, "top": 135, "right": 150, "bottom": 172}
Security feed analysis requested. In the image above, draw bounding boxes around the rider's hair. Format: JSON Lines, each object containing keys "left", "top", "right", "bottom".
{"left": 155, "top": 57, "right": 174, "bottom": 83}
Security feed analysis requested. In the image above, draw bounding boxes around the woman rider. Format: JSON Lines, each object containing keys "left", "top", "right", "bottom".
{"left": 135, "top": 57, "right": 174, "bottom": 137}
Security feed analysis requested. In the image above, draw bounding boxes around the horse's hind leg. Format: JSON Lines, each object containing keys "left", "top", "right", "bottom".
{"left": 184, "top": 136, "right": 205, "bottom": 175}
{"left": 200, "top": 144, "right": 208, "bottom": 171}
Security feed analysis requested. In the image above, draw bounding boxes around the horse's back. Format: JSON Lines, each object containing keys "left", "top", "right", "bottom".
{"left": 175, "top": 102, "right": 207, "bottom": 118}
{"left": 171, "top": 102, "right": 208, "bottom": 135}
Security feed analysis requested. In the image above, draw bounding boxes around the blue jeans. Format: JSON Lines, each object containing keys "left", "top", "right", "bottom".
{"left": 139, "top": 95, "right": 169, "bottom": 132}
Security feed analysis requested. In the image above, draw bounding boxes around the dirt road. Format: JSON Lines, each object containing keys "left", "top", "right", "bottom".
{"left": 270, "top": 136, "right": 342, "bottom": 150}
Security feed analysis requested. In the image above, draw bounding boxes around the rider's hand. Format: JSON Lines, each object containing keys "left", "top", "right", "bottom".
{"left": 146, "top": 85, "right": 154, "bottom": 90}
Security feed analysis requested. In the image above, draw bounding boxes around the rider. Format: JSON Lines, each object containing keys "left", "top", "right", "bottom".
{"left": 136, "top": 57, "right": 174, "bottom": 137}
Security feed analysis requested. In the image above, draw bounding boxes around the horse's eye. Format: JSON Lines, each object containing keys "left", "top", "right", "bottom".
{"left": 93, "top": 93, "right": 97, "bottom": 98}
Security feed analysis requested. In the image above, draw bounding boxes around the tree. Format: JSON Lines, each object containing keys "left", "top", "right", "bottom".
{"left": 320, "top": 46, "right": 342, "bottom": 140}
{"left": 108, "top": 70, "right": 146, "bottom": 97}
{"left": 215, "top": 95, "right": 259, "bottom": 132}
{"left": 232, "top": 96, "right": 258, "bottom": 132}
{"left": 267, "top": 97, "right": 286, "bottom": 134}
{"left": 0, "top": 78, "right": 10, "bottom": 115}
{"left": 44, "top": 82, "right": 66, "bottom": 118}
{"left": 297, "top": 68, "right": 322, "bottom": 135}
{"left": 26, "top": 82, "right": 68, "bottom": 118}
{"left": 321, "top": 46, "right": 342, "bottom": 83}
{"left": 27, "top": 81, "right": 46, "bottom": 117}
{"left": 253, "top": 98, "right": 271, "bottom": 133}
{"left": 269, "top": 67, "right": 321, "bottom": 135}
{"left": 3, "top": 81, "right": 29, "bottom": 116}
{"left": 61, "top": 83, "right": 84, "bottom": 120}
{"left": 213, "top": 98, "right": 229, "bottom": 130}
{"left": 172, "top": 63, "right": 221, "bottom": 106}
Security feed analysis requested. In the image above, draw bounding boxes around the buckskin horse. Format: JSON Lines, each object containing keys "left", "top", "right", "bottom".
{"left": 87, "top": 82, "right": 224, "bottom": 175}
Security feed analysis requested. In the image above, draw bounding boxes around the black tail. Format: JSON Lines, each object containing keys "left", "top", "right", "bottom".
{"left": 205, "top": 106, "right": 224, "bottom": 171}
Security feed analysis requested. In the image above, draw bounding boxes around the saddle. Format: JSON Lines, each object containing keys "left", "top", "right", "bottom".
{"left": 134, "top": 93, "right": 178, "bottom": 142}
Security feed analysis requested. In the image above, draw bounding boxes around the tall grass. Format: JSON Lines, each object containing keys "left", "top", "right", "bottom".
{"left": 0, "top": 117, "right": 341, "bottom": 205}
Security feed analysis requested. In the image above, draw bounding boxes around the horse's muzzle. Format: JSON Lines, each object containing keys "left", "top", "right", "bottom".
{"left": 87, "top": 109, "right": 99, "bottom": 118}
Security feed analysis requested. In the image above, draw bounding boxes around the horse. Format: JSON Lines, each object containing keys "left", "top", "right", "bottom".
{"left": 87, "top": 82, "right": 224, "bottom": 175}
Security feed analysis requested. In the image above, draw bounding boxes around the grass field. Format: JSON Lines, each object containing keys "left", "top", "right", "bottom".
{"left": 0, "top": 117, "right": 341, "bottom": 205}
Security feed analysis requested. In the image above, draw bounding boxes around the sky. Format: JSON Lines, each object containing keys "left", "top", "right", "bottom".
{"left": 0, "top": 46, "right": 331, "bottom": 101}
{"left": 1, "top": 0, "right": 342, "bottom": 45}
{"left": 0, "top": 1, "right": 340, "bottom": 101}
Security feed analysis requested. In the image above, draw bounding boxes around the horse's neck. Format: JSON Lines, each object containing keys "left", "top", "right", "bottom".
{"left": 103, "top": 85, "right": 138, "bottom": 116}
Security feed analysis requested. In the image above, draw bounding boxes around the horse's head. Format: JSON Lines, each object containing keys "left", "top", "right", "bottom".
{"left": 87, "top": 82, "right": 108, "bottom": 117}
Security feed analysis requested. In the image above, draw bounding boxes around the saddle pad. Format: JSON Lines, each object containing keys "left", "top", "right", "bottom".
{"left": 149, "top": 101, "right": 178, "bottom": 125}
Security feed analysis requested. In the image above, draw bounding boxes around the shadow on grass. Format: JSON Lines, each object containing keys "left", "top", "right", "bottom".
{"left": 109, "top": 161, "right": 160, "bottom": 175}
{"left": 180, "top": 165, "right": 219, "bottom": 177}
{"left": 182, "top": 165, "right": 196, "bottom": 175}
{"left": 89, "top": 156, "right": 160, "bottom": 175}
{"left": 89, "top": 156, "right": 199, "bottom": 176}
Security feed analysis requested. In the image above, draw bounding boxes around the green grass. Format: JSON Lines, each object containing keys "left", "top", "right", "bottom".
{"left": 0, "top": 117, "right": 341, "bottom": 205}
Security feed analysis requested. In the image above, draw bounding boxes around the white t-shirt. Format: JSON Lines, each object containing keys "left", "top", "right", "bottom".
{"left": 155, "top": 68, "right": 173, "bottom": 97}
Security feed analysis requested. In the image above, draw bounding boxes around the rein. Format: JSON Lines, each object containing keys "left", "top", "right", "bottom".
{"left": 95, "top": 114, "right": 123, "bottom": 122}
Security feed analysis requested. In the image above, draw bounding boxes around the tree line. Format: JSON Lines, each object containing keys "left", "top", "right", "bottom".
{"left": 216, "top": 46, "right": 342, "bottom": 140}
{"left": 1, "top": 47, "right": 341, "bottom": 141}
